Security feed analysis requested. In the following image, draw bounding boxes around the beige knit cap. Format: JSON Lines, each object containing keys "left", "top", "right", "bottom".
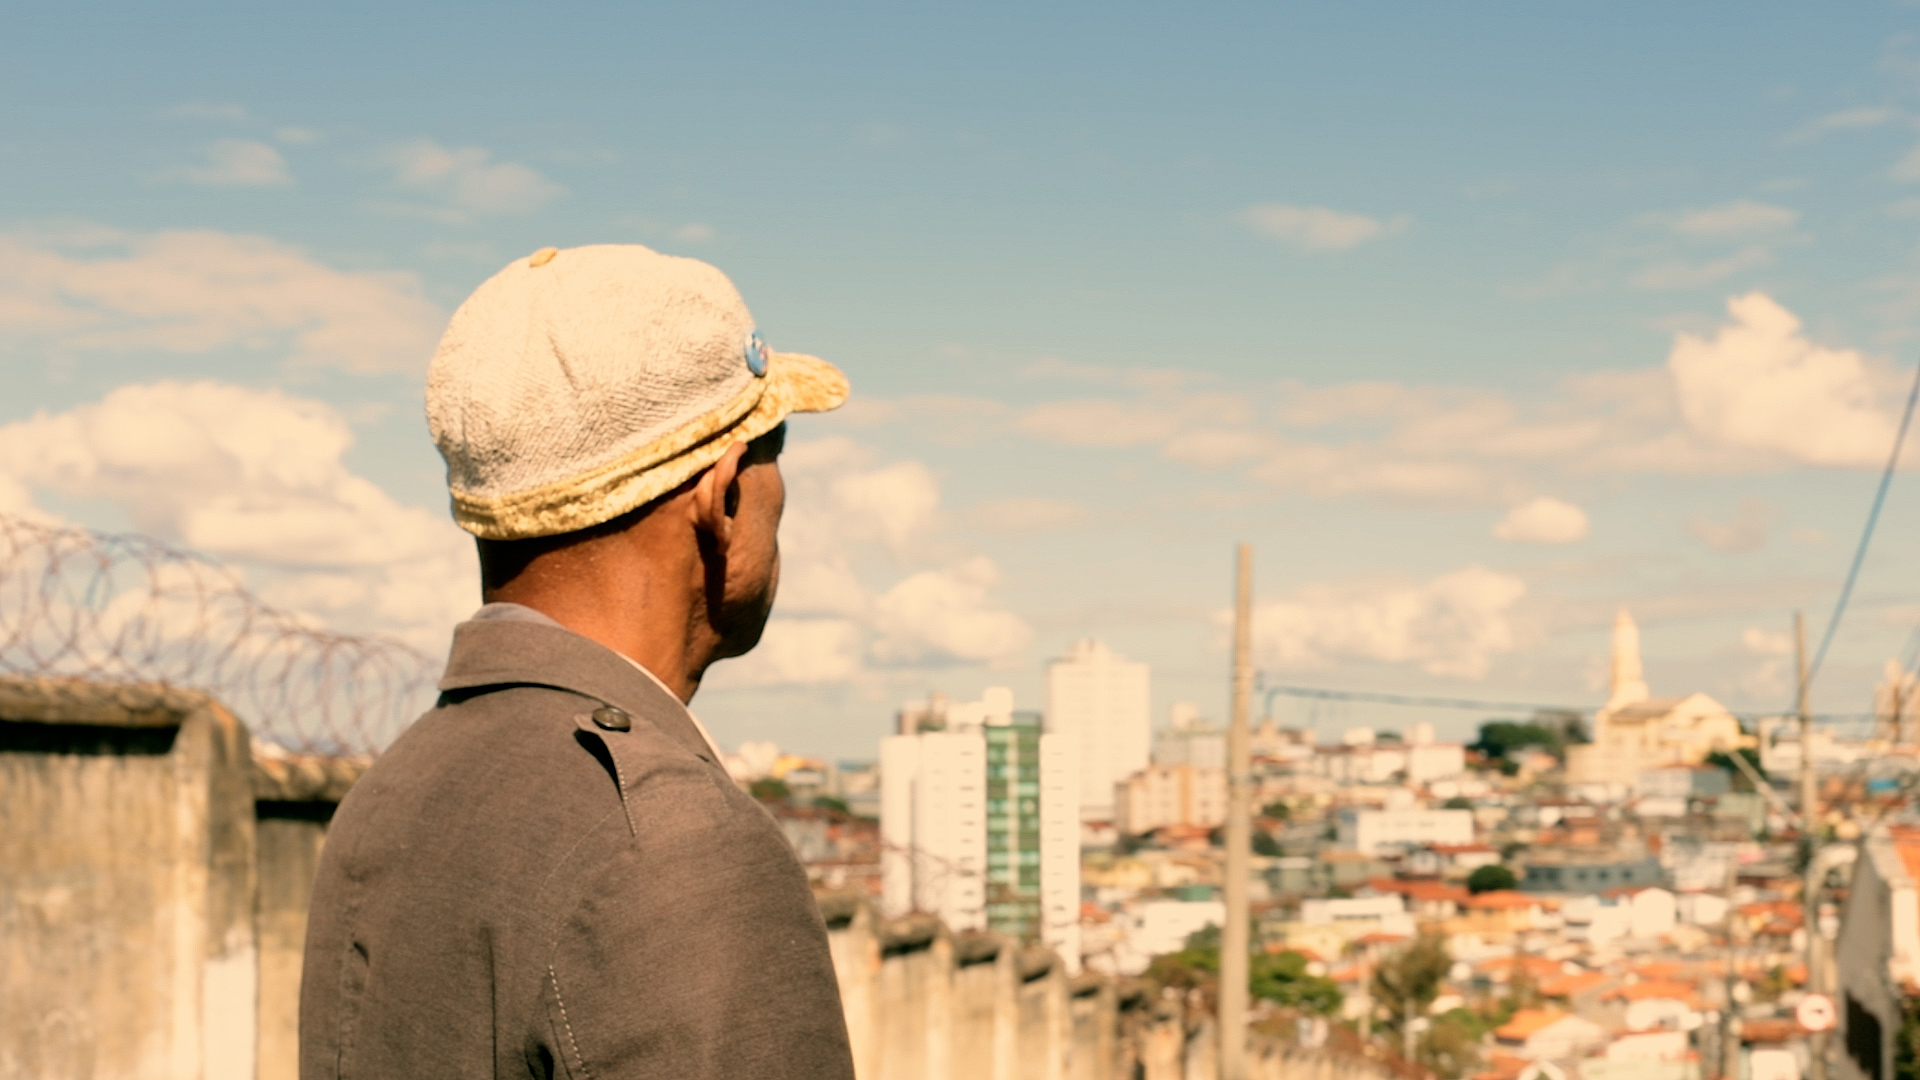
{"left": 426, "top": 244, "right": 849, "bottom": 540}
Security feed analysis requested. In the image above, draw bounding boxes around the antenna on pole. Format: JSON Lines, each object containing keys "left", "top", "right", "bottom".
{"left": 1221, "top": 544, "right": 1253, "bottom": 1080}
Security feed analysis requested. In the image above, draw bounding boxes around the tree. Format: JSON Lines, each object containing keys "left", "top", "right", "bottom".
{"left": 1421, "top": 1008, "right": 1486, "bottom": 1078}
{"left": 1467, "top": 864, "right": 1517, "bottom": 894}
{"left": 812, "top": 795, "right": 850, "bottom": 814}
{"left": 1371, "top": 934, "right": 1451, "bottom": 1035}
{"left": 1442, "top": 796, "right": 1473, "bottom": 811}
{"left": 748, "top": 777, "right": 790, "bottom": 802}
{"left": 1470, "top": 720, "right": 1562, "bottom": 761}
{"left": 1262, "top": 800, "right": 1291, "bottom": 821}
{"left": 1253, "top": 830, "right": 1284, "bottom": 857}
{"left": 1144, "top": 925, "right": 1341, "bottom": 1016}
{"left": 1250, "top": 950, "right": 1342, "bottom": 1014}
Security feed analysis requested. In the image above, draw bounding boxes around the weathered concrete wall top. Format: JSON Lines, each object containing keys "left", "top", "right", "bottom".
{"left": 0, "top": 677, "right": 258, "bottom": 1080}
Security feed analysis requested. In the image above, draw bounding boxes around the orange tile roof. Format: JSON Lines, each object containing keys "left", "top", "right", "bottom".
{"left": 1632, "top": 961, "right": 1695, "bottom": 981}
{"left": 1355, "top": 931, "right": 1410, "bottom": 945}
{"left": 1496, "top": 1008, "right": 1569, "bottom": 1041}
{"left": 1742, "top": 1019, "right": 1806, "bottom": 1044}
{"left": 1469, "top": 890, "right": 1541, "bottom": 910}
{"left": 1539, "top": 971, "right": 1609, "bottom": 997}
{"left": 1607, "top": 980, "right": 1699, "bottom": 1006}
{"left": 1367, "top": 878, "right": 1471, "bottom": 904}
{"left": 1474, "top": 954, "right": 1564, "bottom": 979}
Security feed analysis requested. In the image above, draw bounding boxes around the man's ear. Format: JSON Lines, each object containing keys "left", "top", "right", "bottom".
{"left": 690, "top": 441, "right": 751, "bottom": 550}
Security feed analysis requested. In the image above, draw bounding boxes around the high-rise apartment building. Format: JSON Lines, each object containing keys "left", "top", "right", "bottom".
{"left": 881, "top": 688, "right": 1080, "bottom": 967}
{"left": 1045, "top": 639, "right": 1150, "bottom": 822}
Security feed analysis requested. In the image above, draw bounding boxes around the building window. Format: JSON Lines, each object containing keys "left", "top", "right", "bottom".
{"left": 1848, "top": 992, "right": 1884, "bottom": 1080}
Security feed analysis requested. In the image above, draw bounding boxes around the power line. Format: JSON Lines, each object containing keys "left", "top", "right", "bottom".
{"left": 1803, "top": 361, "right": 1920, "bottom": 696}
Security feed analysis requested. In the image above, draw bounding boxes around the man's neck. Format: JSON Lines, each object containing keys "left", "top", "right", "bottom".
{"left": 485, "top": 574, "right": 712, "bottom": 703}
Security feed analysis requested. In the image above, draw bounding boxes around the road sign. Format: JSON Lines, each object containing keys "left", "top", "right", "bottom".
{"left": 1796, "top": 993, "right": 1836, "bottom": 1033}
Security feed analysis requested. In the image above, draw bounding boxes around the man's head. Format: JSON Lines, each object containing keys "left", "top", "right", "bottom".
{"left": 426, "top": 245, "right": 846, "bottom": 693}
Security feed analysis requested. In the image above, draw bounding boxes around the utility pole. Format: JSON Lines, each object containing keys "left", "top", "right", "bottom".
{"left": 1221, "top": 544, "right": 1253, "bottom": 1080}
{"left": 1796, "top": 610, "right": 1827, "bottom": 1080}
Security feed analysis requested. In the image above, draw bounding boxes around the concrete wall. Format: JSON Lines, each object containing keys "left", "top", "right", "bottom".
{"left": 0, "top": 679, "right": 257, "bottom": 1080}
{"left": 822, "top": 896, "right": 1402, "bottom": 1080}
{"left": 0, "top": 676, "right": 358, "bottom": 1080}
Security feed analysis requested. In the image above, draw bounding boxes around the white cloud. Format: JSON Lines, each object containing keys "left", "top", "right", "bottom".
{"left": 1669, "top": 292, "right": 1903, "bottom": 467}
{"left": 736, "top": 437, "right": 1030, "bottom": 684}
{"left": 1238, "top": 203, "right": 1410, "bottom": 252}
{"left": 829, "top": 460, "right": 940, "bottom": 552}
{"left": 0, "top": 381, "right": 476, "bottom": 648}
{"left": 1688, "top": 497, "right": 1773, "bottom": 553}
{"left": 0, "top": 381, "right": 456, "bottom": 568}
{"left": 1671, "top": 199, "right": 1798, "bottom": 238}
{"left": 1015, "top": 393, "right": 1250, "bottom": 449}
{"left": 870, "top": 558, "right": 1033, "bottom": 666}
{"left": 970, "top": 497, "right": 1088, "bottom": 533}
{"left": 711, "top": 618, "right": 866, "bottom": 688}
{"left": 671, "top": 223, "right": 715, "bottom": 243}
{"left": 1162, "top": 429, "right": 1271, "bottom": 468}
{"left": 1631, "top": 245, "right": 1774, "bottom": 290}
{"left": 385, "top": 140, "right": 562, "bottom": 219}
{"left": 1251, "top": 566, "right": 1527, "bottom": 679}
{"left": 1493, "top": 497, "right": 1590, "bottom": 544}
{"left": 1788, "top": 106, "right": 1897, "bottom": 141}
{"left": 167, "top": 139, "right": 291, "bottom": 187}
{"left": 860, "top": 294, "right": 1904, "bottom": 515}
{"left": 0, "top": 227, "right": 444, "bottom": 375}
{"left": 1743, "top": 627, "right": 1793, "bottom": 656}
{"left": 1894, "top": 143, "right": 1920, "bottom": 183}
{"left": 275, "top": 127, "right": 322, "bottom": 145}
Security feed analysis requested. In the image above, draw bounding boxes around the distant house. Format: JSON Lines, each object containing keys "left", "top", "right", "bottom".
{"left": 1336, "top": 807, "right": 1474, "bottom": 856}
{"left": 1459, "top": 890, "right": 1547, "bottom": 936}
{"left": 1361, "top": 877, "right": 1470, "bottom": 921}
{"left": 1493, "top": 1008, "right": 1606, "bottom": 1060}
{"left": 1518, "top": 848, "right": 1666, "bottom": 895}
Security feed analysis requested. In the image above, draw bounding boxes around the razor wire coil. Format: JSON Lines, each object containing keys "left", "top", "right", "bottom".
{"left": 0, "top": 513, "right": 437, "bottom": 755}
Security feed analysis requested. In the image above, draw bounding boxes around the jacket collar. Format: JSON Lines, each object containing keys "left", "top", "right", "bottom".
{"left": 437, "top": 617, "right": 714, "bottom": 763}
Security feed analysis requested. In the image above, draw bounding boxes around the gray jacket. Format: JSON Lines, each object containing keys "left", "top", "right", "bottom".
{"left": 299, "top": 614, "right": 855, "bottom": 1079}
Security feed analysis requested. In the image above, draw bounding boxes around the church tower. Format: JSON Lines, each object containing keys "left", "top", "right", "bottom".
{"left": 1606, "top": 608, "right": 1651, "bottom": 711}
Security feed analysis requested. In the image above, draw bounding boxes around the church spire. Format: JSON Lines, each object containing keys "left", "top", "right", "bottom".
{"left": 1607, "top": 607, "right": 1650, "bottom": 709}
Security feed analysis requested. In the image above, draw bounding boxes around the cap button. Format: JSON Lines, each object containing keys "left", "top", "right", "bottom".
{"left": 529, "top": 247, "right": 559, "bottom": 268}
{"left": 591, "top": 706, "right": 631, "bottom": 732}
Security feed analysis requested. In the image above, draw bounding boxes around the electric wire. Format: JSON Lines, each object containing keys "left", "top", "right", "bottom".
{"left": 1803, "top": 361, "right": 1920, "bottom": 696}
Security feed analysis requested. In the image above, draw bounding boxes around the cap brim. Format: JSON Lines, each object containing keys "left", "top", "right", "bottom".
{"left": 766, "top": 351, "right": 849, "bottom": 415}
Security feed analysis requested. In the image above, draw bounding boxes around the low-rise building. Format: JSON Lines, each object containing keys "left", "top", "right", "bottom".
{"left": 1493, "top": 1009, "right": 1607, "bottom": 1060}
{"left": 1337, "top": 807, "right": 1474, "bottom": 855}
{"left": 1518, "top": 848, "right": 1666, "bottom": 894}
{"left": 1114, "top": 763, "right": 1226, "bottom": 835}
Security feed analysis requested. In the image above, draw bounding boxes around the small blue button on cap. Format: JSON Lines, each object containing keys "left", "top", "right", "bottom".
{"left": 745, "top": 331, "right": 769, "bottom": 377}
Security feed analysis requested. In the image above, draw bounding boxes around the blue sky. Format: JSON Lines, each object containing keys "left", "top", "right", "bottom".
{"left": 8, "top": 3, "right": 1920, "bottom": 757}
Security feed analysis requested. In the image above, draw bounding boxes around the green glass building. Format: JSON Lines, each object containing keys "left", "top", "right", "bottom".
{"left": 983, "top": 710, "right": 1045, "bottom": 940}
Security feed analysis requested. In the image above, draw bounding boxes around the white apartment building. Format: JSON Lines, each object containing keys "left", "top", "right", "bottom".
{"left": 1153, "top": 702, "right": 1226, "bottom": 769}
{"left": 1114, "top": 764, "right": 1228, "bottom": 835}
{"left": 881, "top": 729, "right": 986, "bottom": 931}
{"left": 1336, "top": 807, "right": 1474, "bottom": 855}
{"left": 1046, "top": 639, "right": 1150, "bottom": 822}
{"left": 881, "top": 688, "right": 1082, "bottom": 967}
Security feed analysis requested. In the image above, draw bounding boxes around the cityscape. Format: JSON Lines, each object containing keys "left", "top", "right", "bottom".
{"left": 723, "top": 606, "right": 1914, "bottom": 1080}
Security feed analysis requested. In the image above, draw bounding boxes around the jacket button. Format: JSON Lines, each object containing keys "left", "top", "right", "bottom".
{"left": 591, "top": 707, "right": 631, "bottom": 732}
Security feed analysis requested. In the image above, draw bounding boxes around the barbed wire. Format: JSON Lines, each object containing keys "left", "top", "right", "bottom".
{"left": 0, "top": 514, "right": 438, "bottom": 755}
